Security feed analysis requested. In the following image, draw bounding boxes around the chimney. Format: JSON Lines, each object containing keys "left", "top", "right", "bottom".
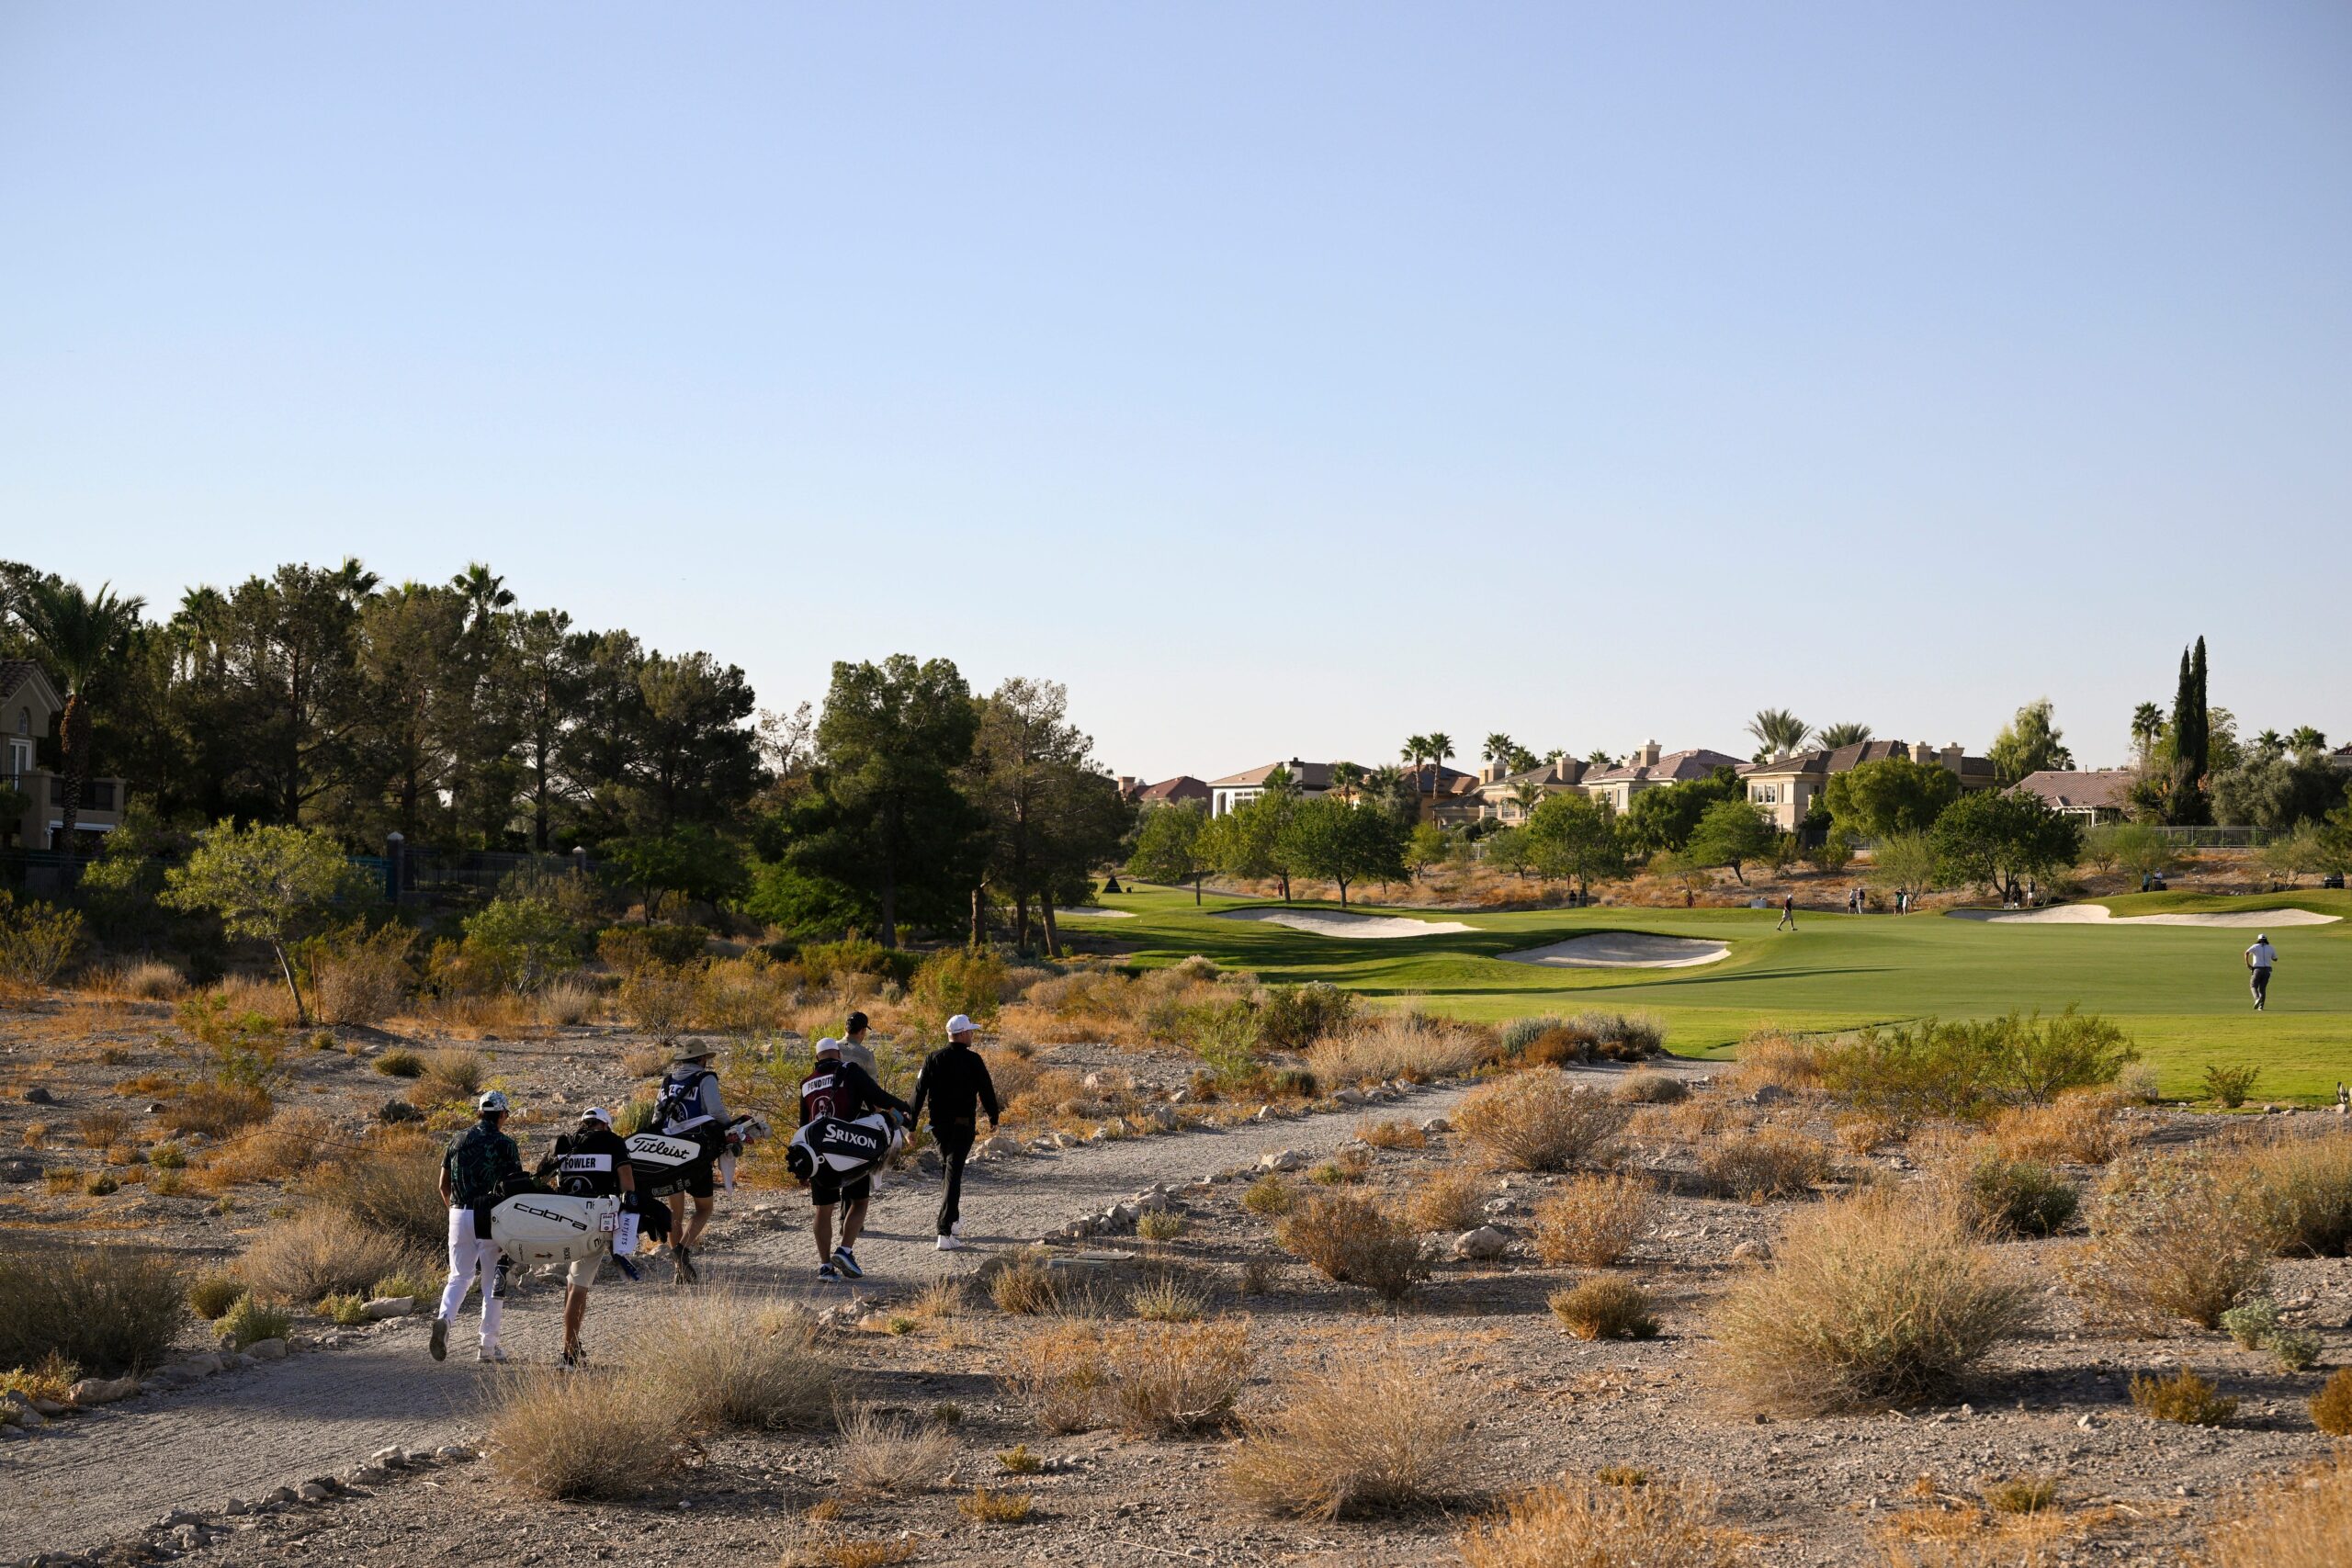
{"left": 1554, "top": 756, "right": 1575, "bottom": 783}
{"left": 1640, "top": 740, "right": 1661, "bottom": 767}
{"left": 1481, "top": 761, "right": 1505, "bottom": 784}
{"left": 1117, "top": 775, "right": 1139, "bottom": 795}
{"left": 1772, "top": 748, "right": 1790, "bottom": 764}
{"left": 1942, "top": 742, "right": 1964, "bottom": 772}
{"left": 1911, "top": 740, "right": 1934, "bottom": 765}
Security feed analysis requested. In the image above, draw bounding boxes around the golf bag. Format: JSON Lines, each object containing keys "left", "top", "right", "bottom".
{"left": 626, "top": 1112, "right": 772, "bottom": 1200}
{"left": 785, "top": 1111, "right": 906, "bottom": 1188}
{"left": 488, "top": 1191, "right": 622, "bottom": 1269}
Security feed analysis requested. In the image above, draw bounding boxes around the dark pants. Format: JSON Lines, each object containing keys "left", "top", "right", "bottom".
{"left": 2253, "top": 966, "right": 2272, "bottom": 1009}
{"left": 935, "top": 1122, "right": 976, "bottom": 1236}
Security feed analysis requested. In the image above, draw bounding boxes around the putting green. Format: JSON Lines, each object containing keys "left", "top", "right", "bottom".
{"left": 1092, "top": 887, "right": 2352, "bottom": 1102}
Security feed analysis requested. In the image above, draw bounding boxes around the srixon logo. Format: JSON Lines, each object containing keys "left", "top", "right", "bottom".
{"left": 511, "top": 1201, "right": 587, "bottom": 1231}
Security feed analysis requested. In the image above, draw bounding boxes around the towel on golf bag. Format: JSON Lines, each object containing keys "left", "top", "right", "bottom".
{"left": 785, "top": 1111, "right": 903, "bottom": 1186}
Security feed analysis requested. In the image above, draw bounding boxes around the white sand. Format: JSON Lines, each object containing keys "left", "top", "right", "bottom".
{"left": 1210, "top": 908, "right": 1476, "bottom": 939}
{"left": 1951, "top": 906, "right": 2340, "bottom": 928}
{"left": 1052, "top": 907, "right": 1134, "bottom": 919}
{"left": 1500, "top": 933, "right": 1730, "bottom": 969}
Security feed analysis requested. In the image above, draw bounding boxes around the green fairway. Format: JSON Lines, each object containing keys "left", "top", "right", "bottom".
{"left": 1092, "top": 887, "right": 2352, "bottom": 1102}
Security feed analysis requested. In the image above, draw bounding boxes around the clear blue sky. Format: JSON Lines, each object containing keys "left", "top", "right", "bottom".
{"left": 5, "top": 3, "right": 2347, "bottom": 780}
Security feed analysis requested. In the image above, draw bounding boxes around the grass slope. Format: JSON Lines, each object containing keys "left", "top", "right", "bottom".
{"left": 1099, "top": 887, "right": 2352, "bottom": 1101}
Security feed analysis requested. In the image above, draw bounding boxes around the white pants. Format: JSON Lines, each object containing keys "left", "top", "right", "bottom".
{"left": 436, "top": 1207, "right": 503, "bottom": 1348}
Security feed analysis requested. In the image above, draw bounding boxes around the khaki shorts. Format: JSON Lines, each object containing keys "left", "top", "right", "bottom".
{"left": 566, "top": 1253, "right": 603, "bottom": 1291}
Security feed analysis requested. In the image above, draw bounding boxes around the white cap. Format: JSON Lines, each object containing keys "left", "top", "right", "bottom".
{"left": 814, "top": 1036, "right": 842, "bottom": 1056}
{"left": 478, "top": 1089, "right": 510, "bottom": 1114}
{"left": 579, "top": 1106, "right": 612, "bottom": 1127}
{"left": 945, "top": 1014, "right": 977, "bottom": 1038}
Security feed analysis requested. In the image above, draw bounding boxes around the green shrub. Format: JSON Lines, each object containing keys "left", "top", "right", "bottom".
{"left": 798, "top": 935, "right": 918, "bottom": 989}
{"left": 187, "top": 1270, "right": 245, "bottom": 1321}
{"left": 1179, "top": 998, "right": 1264, "bottom": 1082}
{"left": 2222, "top": 1299, "right": 2279, "bottom": 1350}
{"left": 2203, "top": 1064, "right": 2260, "bottom": 1109}
{"left": 1241, "top": 1174, "right": 1295, "bottom": 1217}
{"left": 1817, "top": 1008, "right": 2136, "bottom": 1126}
{"left": 321, "top": 1292, "right": 368, "bottom": 1325}
{"left": 0, "top": 892, "right": 85, "bottom": 988}
{"left": 374, "top": 1048, "right": 424, "bottom": 1078}
{"left": 1547, "top": 1276, "right": 1659, "bottom": 1340}
{"left": 214, "top": 1292, "right": 295, "bottom": 1349}
{"left": 149, "top": 1142, "right": 187, "bottom": 1170}
{"left": 1496, "top": 1016, "right": 1565, "bottom": 1058}
{"left": 2272, "top": 1329, "right": 2323, "bottom": 1372}
{"left": 1259, "top": 983, "right": 1359, "bottom": 1050}
{"left": 1962, "top": 1152, "right": 2079, "bottom": 1238}
{"left": 175, "top": 994, "right": 288, "bottom": 1089}
{"left": 910, "top": 946, "right": 1008, "bottom": 1028}
{"left": 0, "top": 1245, "right": 187, "bottom": 1376}
{"left": 460, "top": 897, "right": 586, "bottom": 993}
{"left": 2131, "top": 1368, "right": 2236, "bottom": 1426}
{"left": 596, "top": 922, "right": 711, "bottom": 972}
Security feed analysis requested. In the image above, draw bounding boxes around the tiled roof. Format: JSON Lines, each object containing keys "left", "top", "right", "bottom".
{"left": 1208, "top": 760, "right": 1339, "bottom": 790}
{"left": 1133, "top": 775, "right": 1210, "bottom": 805}
{"left": 1583, "top": 748, "right": 1747, "bottom": 785}
{"left": 2009, "top": 769, "right": 2137, "bottom": 812}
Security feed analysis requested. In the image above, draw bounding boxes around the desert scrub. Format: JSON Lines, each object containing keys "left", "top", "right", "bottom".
{"left": 1257, "top": 981, "right": 1358, "bottom": 1048}
{"left": 1990, "top": 1092, "right": 2136, "bottom": 1166}
{"left": 1456, "top": 1476, "right": 1745, "bottom": 1568}
{"left": 1275, "top": 1190, "right": 1427, "bottom": 1301}
{"left": 1457, "top": 1073, "right": 1629, "bottom": 1172}
{"left": 2204, "top": 1452, "right": 2352, "bottom": 1568}
{"left": 1001, "top": 1321, "right": 1111, "bottom": 1433}
{"left": 956, "top": 1487, "right": 1034, "bottom": 1525}
{"left": 1239, "top": 1173, "right": 1295, "bottom": 1217}
{"left": 411, "top": 1047, "right": 489, "bottom": 1106}
{"left": 2064, "top": 1152, "right": 2270, "bottom": 1330}
{"left": 2231, "top": 1131, "right": 2352, "bottom": 1257}
{"left": 1355, "top": 1117, "right": 1425, "bottom": 1150}
{"left": 1816, "top": 1008, "right": 2138, "bottom": 1126}
{"left": 187, "top": 1269, "right": 245, "bottom": 1321}
{"left": 2202, "top": 1063, "right": 2260, "bottom": 1108}
{"left": 836, "top": 1401, "right": 956, "bottom": 1495}
{"left": 1613, "top": 1070, "right": 1688, "bottom": 1105}
{"left": 492, "top": 1370, "right": 683, "bottom": 1500}
{"left": 983, "top": 1248, "right": 1067, "bottom": 1315}
{"left": 307, "top": 1132, "right": 445, "bottom": 1250}
{"left": 0, "top": 1244, "right": 187, "bottom": 1376}
{"left": 1308, "top": 1146, "right": 1371, "bottom": 1186}
{"left": 1407, "top": 1167, "right": 1489, "bottom": 1233}
{"left": 1129, "top": 1272, "right": 1206, "bottom": 1323}
{"left": 321, "top": 1292, "right": 368, "bottom": 1326}
{"left": 1727, "top": 1030, "right": 1825, "bottom": 1094}
{"left": 1227, "top": 1357, "right": 1479, "bottom": 1519}
{"left": 1306, "top": 1011, "right": 1487, "bottom": 1087}
{"left": 1710, "top": 1190, "right": 2033, "bottom": 1414}
{"left": 1135, "top": 1209, "right": 1184, "bottom": 1241}
{"left": 239, "top": 1208, "right": 421, "bottom": 1303}
{"left": 649, "top": 1296, "right": 834, "bottom": 1430}
{"left": 1548, "top": 1275, "right": 1659, "bottom": 1340}
{"left": 373, "top": 1049, "right": 424, "bottom": 1078}
{"left": 2129, "top": 1367, "right": 2236, "bottom": 1426}
{"left": 2311, "top": 1369, "right": 2352, "bottom": 1436}
{"left": 213, "top": 1292, "right": 294, "bottom": 1350}
{"left": 1532, "top": 1174, "right": 1658, "bottom": 1267}
{"left": 1107, "top": 1318, "right": 1250, "bottom": 1436}
{"left": 1699, "top": 1128, "right": 1829, "bottom": 1201}
{"left": 1957, "top": 1149, "right": 2078, "bottom": 1238}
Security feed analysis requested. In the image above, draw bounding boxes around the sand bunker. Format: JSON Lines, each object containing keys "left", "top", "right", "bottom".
{"left": 1211, "top": 908, "right": 1475, "bottom": 939}
{"left": 1052, "top": 907, "right": 1134, "bottom": 919}
{"left": 1500, "top": 933, "right": 1730, "bottom": 969}
{"left": 1951, "top": 906, "right": 2340, "bottom": 928}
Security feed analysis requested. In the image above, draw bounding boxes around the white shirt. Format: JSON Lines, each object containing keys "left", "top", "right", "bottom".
{"left": 2247, "top": 942, "right": 2278, "bottom": 968}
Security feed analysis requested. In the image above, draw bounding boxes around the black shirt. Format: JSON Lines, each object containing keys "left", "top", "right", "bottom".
{"left": 910, "top": 1043, "right": 1001, "bottom": 1131}
{"left": 537, "top": 1126, "right": 634, "bottom": 1198}
{"left": 798, "top": 1057, "right": 911, "bottom": 1126}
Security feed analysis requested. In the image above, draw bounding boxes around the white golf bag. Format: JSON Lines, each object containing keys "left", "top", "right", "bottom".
{"left": 489, "top": 1192, "right": 624, "bottom": 1269}
{"left": 785, "top": 1111, "right": 907, "bottom": 1187}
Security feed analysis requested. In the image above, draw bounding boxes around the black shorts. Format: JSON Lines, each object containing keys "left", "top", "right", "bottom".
{"left": 809, "top": 1168, "right": 871, "bottom": 1208}
{"left": 675, "top": 1163, "right": 715, "bottom": 1200}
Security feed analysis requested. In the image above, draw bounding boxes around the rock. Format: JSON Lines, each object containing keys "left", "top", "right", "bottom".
{"left": 1730, "top": 1240, "right": 1772, "bottom": 1264}
{"left": 982, "top": 1135, "right": 1019, "bottom": 1157}
{"left": 297, "top": 1483, "right": 333, "bottom": 1504}
{"left": 1251, "top": 1106, "right": 1276, "bottom": 1122}
{"left": 1082, "top": 1072, "right": 1106, "bottom": 1089}
{"left": 915, "top": 1147, "right": 943, "bottom": 1176}
{"left": 268, "top": 1485, "right": 300, "bottom": 1505}
{"left": 1134, "top": 1186, "right": 1171, "bottom": 1212}
{"left": 1420, "top": 1117, "right": 1452, "bottom": 1134}
{"left": 437, "top": 1444, "right": 477, "bottom": 1461}
{"left": 1331, "top": 1088, "right": 1369, "bottom": 1107}
{"left": 224, "top": 1498, "right": 251, "bottom": 1517}
{"left": 68, "top": 1375, "right": 140, "bottom": 1406}
{"left": 1259, "top": 1148, "right": 1308, "bottom": 1172}
{"left": 244, "top": 1337, "right": 288, "bottom": 1361}
{"left": 378, "top": 1100, "right": 424, "bottom": 1125}
{"left": 1750, "top": 1085, "right": 1789, "bottom": 1107}
{"left": 172, "top": 1526, "right": 206, "bottom": 1551}
{"left": 1481, "top": 1198, "right": 1518, "bottom": 1216}
{"left": 1454, "top": 1225, "right": 1510, "bottom": 1261}
{"left": 370, "top": 1445, "right": 408, "bottom": 1468}
{"left": 5, "top": 1403, "right": 44, "bottom": 1428}
{"left": 24, "top": 1086, "right": 57, "bottom": 1105}
{"left": 1168, "top": 1089, "right": 1191, "bottom": 1105}
{"left": 360, "top": 1296, "right": 414, "bottom": 1320}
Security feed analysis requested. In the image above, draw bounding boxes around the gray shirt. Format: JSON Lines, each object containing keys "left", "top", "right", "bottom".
{"left": 840, "top": 1036, "right": 877, "bottom": 1078}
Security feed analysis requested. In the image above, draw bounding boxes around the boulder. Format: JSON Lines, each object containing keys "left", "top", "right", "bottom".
{"left": 982, "top": 1135, "right": 1020, "bottom": 1157}
{"left": 1454, "top": 1225, "right": 1510, "bottom": 1261}
{"left": 1259, "top": 1148, "right": 1308, "bottom": 1172}
{"left": 1331, "top": 1088, "right": 1369, "bottom": 1107}
{"left": 24, "top": 1086, "right": 57, "bottom": 1105}
{"left": 1730, "top": 1240, "right": 1772, "bottom": 1265}
{"left": 68, "top": 1375, "right": 140, "bottom": 1406}
{"left": 244, "top": 1337, "right": 289, "bottom": 1361}
{"left": 360, "top": 1296, "right": 414, "bottom": 1321}
{"left": 1419, "top": 1117, "right": 1452, "bottom": 1134}
{"left": 297, "top": 1482, "right": 334, "bottom": 1504}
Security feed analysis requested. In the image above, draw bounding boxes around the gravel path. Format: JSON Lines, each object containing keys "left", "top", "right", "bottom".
{"left": 4, "top": 1079, "right": 1482, "bottom": 1558}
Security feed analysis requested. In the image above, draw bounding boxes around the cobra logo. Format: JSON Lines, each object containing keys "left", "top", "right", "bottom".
{"left": 512, "top": 1201, "right": 587, "bottom": 1231}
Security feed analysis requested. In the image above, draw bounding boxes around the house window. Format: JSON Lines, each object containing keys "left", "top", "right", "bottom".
{"left": 15, "top": 709, "right": 27, "bottom": 736}
{"left": 1752, "top": 784, "right": 1779, "bottom": 805}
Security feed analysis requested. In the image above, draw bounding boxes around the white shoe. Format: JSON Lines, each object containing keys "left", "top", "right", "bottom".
{"left": 951, "top": 1221, "right": 964, "bottom": 1237}
{"left": 477, "top": 1346, "right": 508, "bottom": 1363}
{"left": 936, "top": 1235, "right": 967, "bottom": 1251}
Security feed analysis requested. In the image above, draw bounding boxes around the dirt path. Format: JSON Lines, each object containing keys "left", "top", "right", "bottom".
{"left": 4, "top": 1079, "right": 1488, "bottom": 1558}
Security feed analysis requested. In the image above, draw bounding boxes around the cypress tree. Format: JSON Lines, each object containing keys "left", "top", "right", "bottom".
{"left": 2167, "top": 637, "right": 2211, "bottom": 824}
{"left": 2188, "top": 636, "right": 2209, "bottom": 779}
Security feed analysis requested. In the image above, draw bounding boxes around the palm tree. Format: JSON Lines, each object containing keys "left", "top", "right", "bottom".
{"left": 1421, "top": 732, "right": 1455, "bottom": 820}
{"left": 1509, "top": 781, "right": 1543, "bottom": 822}
{"left": 2256, "top": 728, "right": 2286, "bottom": 759}
{"left": 1329, "top": 761, "right": 1365, "bottom": 807}
{"left": 1585, "top": 749, "right": 1615, "bottom": 768}
{"left": 2131, "top": 702, "right": 2166, "bottom": 771}
{"left": 1815, "top": 721, "right": 1872, "bottom": 749}
{"left": 1746, "top": 708, "right": 1811, "bottom": 761}
{"left": 14, "top": 579, "right": 146, "bottom": 848}
{"left": 2290, "top": 726, "right": 2327, "bottom": 756}
{"left": 1483, "top": 733, "right": 1518, "bottom": 778}
{"left": 449, "top": 561, "right": 515, "bottom": 636}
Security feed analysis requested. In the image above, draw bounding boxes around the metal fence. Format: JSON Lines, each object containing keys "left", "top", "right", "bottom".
{"left": 2139, "top": 826, "right": 2273, "bottom": 848}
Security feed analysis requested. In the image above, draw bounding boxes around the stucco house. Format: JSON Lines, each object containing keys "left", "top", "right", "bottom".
{"left": 1579, "top": 743, "right": 1747, "bottom": 813}
{"left": 1, "top": 660, "right": 129, "bottom": 849}
{"left": 2008, "top": 768, "right": 2136, "bottom": 824}
{"left": 1741, "top": 739, "right": 1998, "bottom": 832}
{"left": 1116, "top": 774, "right": 1212, "bottom": 811}
{"left": 1206, "top": 760, "right": 1337, "bottom": 818}
{"left": 1473, "top": 756, "right": 1588, "bottom": 824}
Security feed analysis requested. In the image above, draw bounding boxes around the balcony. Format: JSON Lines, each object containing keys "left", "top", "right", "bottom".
{"left": 49, "top": 776, "right": 118, "bottom": 812}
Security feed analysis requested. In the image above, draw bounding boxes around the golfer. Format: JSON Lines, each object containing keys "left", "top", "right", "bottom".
{"left": 1776, "top": 894, "right": 1797, "bottom": 931}
{"left": 534, "top": 1106, "right": 638, "bottom": 1370}
{"left": 910, "top": 1014, "right": 1001, "bottom": 1251}
{"left": 432, "top": 1089, "right": 525, "bottom": 1363}
{"left": 2246, "top": 933, "right": 2278, "bottom": 1011}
